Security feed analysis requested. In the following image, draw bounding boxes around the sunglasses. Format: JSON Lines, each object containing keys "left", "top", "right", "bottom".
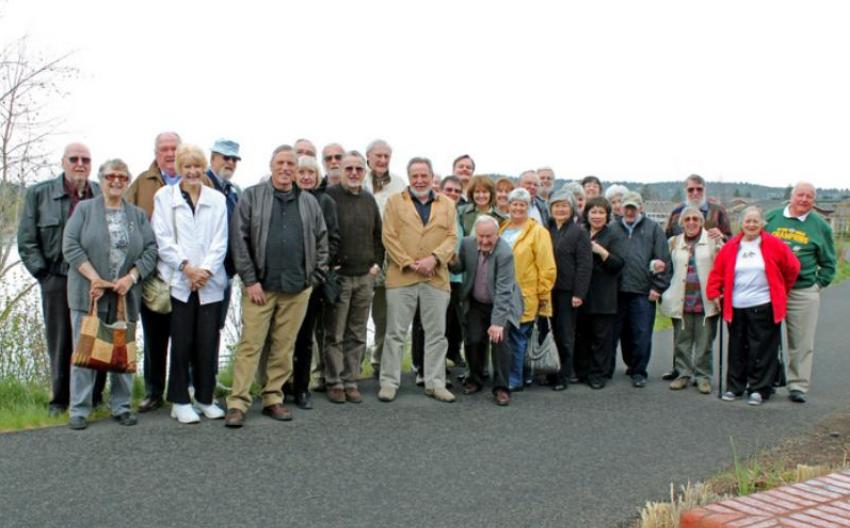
{"left": 104, "top": 173, "right": 129, "bottom": 183}
{"left": 686, "top": 187, "right": 704, "bottom": 193}
{"left": 222, "top": 155, "right": 240, "bottom": 163}
{"left": 324, "top": 154, "right": 344, "bottom": 162}
{"left": 343, "top": 166, "right": 364, "bottom": 173}
{"left": 68, "top": 156, "right": 92, "bottom": 165}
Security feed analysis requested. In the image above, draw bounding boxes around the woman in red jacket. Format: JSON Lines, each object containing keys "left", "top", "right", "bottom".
{"left": 706, "top": 206, "right": 800, "bottom": 406}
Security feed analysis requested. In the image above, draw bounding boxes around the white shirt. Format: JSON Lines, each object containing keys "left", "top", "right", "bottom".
{"left": 732, "top": 237, "right": 771, "bottom": 309}
{"left": 363, "top": 171, "right": 406, "bottom": 218}
{"left": 782, "top": 205, "right": 811, "bottom": 222}
{"left": 151, "top": 184, "right": 228, "bottom": 305}
{"left": 528, "top": 202, "right": 544, "bottom": 225}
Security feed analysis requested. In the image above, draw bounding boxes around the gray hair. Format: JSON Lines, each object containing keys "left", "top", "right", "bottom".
{"left": 344, "top": 150, "right": 366, "bottom": 163}
{"left": 97, "top": 158, "right": 131, "bottom": 180}
{"left": 268, "top": 144, "right": 294, "bottom": 166}
{"left": 564, "top": 182, "right": 585, "bottom": 200}
{"left": 605, "top": 184, "right": 629, "bottom": 200}
{"left": 297, "top": 155, "right": 320, "bottom": 173}
{"left": 406, "top": 156, "right": 433, "bottom": 175}
{"left": 677, "top": 205, "right": 705, "bottom": 227}
{"left": 685, "top": 174, "right": 706, "bottom": 188}
{"left": 366, "top": 139, "right": 392, "bottom": 157}
{"left": 153, "top": 131, "right": 181, "bottom": 153}
{"left": 507, "top": 187, "right": 531, "bottom": 204}
{"left": 549, "top": 189, "right": 578, "bottom": 216}
{"left": 741, "top": 205, "right": 764, "bottom": 221}
{"left": 473, "top": 214, "right": 500, "bottom": 233}
{"left": 518, "top": 170, "right": 538, "bottom": 183}
{"left": 792, "top": 181, "right": 817, "bottom": 199}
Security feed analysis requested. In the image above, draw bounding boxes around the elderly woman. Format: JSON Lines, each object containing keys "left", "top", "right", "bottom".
{"left": 457, "top": 175, "right": 507, "bottom": 236}
{"left": 707, "top": 206, "right": 800, "bottom": 406}
{"left": 291, "top": 155, "right": 340, "bottom": 408}
{"left": 152, "top": 144, "right": 228, "bottom": 424}
{"left": 564, "top": 182, "right": 587, "bottom": 220}
{"left": 62, "top": 159, "right": 158, "bottom": 430}
{"left": 581, "top": 175, "right": 603, "bottom": 199}
{"left": 546, "top": 189, "right": 592, "bottom": 390}
{"left": 574, "top": 197, "right": 625, "bottom": 389}
{"left": 604, "top": 184, "right": 629, "bottom": 220}
{"left": 499, "top": 188, "right": 556, "bottom": 390}
{"left": 660, "top": 206, "right": 724, "bottom": 394}
{"left": 494, "top": 177, "right": 515, "bottom": 215}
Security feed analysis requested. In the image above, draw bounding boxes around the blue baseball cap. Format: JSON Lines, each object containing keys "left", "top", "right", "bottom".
{"left": 210, "top": 139, "right": 241, "bottom": 160}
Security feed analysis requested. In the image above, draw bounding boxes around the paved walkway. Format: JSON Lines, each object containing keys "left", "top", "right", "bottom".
{"left": 1, "top": 282, "right": 849, "bottom": 528}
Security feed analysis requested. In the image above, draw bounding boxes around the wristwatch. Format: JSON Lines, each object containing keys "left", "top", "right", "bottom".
{"left": 178, "top": 260, "right": 188, "bottom": 272}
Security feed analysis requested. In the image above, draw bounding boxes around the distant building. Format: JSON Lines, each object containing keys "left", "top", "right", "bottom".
{"left": 643, "top": 200, "right": 676, "bottom": 229}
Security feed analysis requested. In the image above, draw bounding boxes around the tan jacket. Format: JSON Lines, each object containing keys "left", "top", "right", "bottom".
{"left": 660, "top": 229, "right": 723, "bottom": 320}
{"left": 125, "top": 160, "right": 212, "bottom": 219}
{"left": 382, "top": 189, "right": 457, "bottom": 291}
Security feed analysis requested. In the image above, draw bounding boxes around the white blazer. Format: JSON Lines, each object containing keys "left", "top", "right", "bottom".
{"left": 151, "top": 183, "right": 228, "bottom": 305}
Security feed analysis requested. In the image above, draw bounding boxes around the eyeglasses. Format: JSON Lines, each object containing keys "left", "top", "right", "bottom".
{"left": 443, "top": 187, "right": 462, "bottom": 195}
{"left": 104, "top": 173, "right": 129, "bottom": 183}
{"left": 682, "top": 216, "right": 702, "bottom": 223}
{"left": 68, "top": 156, "right": 91, "bottom": 165}
{"left": 343, "top": 166, "right": 364, "bottom": 173}
{"left": 222, "top": 155, "right": 240, "bottom": 163}
{"left": 324, "top": 154, "right": 343, "bottom": 162}
{"left": 686, "top": 187, "right": 704, "bottom": 193}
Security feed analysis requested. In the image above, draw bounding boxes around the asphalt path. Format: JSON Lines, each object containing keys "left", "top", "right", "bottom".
{"left": 2, "top": 282, "right": 849, "bottom": 528}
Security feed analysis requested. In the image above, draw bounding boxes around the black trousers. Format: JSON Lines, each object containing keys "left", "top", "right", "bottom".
{"left": 726, "top": 303, "right": 780, "bottom": 398}
{"left": 167, "top": 293, "right": 221, "bottom": 405}
{"left": 464, "top": 299, "right": 511, "bottom": 392}
{"left": 39, "top": 274, "right": 105, "bottom": 408}
{"left": 292, "top": 287, "right": 324, "bottom": 394}
{"left": 575, "top": 313, "right": 617, "bottom": 384}
{"left": 550, "top": 289, "right": 578, "bottom": 384}
{"left": 141, "top": 302, "right": 171, "bottom": 399}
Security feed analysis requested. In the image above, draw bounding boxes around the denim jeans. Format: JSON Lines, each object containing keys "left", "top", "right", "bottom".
{"left": 615, "top": 292, "right": 656, "bottom": 378}
{"left": 508, "top": 321, "right": 534, "bottom": 389}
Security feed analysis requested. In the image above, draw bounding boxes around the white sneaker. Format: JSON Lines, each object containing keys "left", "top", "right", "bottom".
{"left": 747, "top": 392, "right": 763, "bottom": 406}
{"left": 170, "top": 403, "right": 200, "bottom": 424}
{"left": 721, "top": 391, "right": 737, "bottom": 402}
{"left": 195, "top": 402, "right": 225, "bottom": 420}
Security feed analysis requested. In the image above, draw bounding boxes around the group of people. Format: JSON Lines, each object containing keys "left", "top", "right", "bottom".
{"left": 17, "top": 134, "right": 837, "bottom": 430}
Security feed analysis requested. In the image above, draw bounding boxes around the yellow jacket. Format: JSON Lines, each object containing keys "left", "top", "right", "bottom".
{"left": 382, "top": 190, "right": 458, "bottom": 291}
{"left": 500, "top": 219, "right": 556, "bottom": 322}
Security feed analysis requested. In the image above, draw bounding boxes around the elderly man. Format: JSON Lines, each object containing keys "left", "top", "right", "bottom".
{"left": 452, "top": 154, "right": 475, "bottom": 206}
{"left": 18, "top": 142, "right": 105, "bottom": 416}
{"left": 537, "top": 167, "right": 556, "bottom": 201}
{"left": 224, "top": 145, "right": 329, "bottom": 427}
{"left": 765, "top": 182, "right": 836, "bottom": 403}
{"left": 363, "top": 139, "right": 407, "bottom": 376}
{"left": 126, "top": 132, "right": 212, "bottom": 412}
{"left": 206, "top": 139, "right": 241, "bottom": 328}
{"left": 666, "top": 174, "right": 731, "bottom": 239}
{"left": 518, "top": 170, "right": 549, "bottom": 226}
{"left": 321, "top": 143, "right": 345, "bottom": 187}
{"left": 449, "top": 215, "right": 523, "bottom": 405}
{"left": 323, "top": 151, "right": 384, "bottom": 403}
{"left": 294, "top": 138, "right": 317, "bottom": 158}
{"left": 378, "top": 157, "right": 458, "bottom": 403}
{"left": 609, "top": 191, "right": 671, "bottom": 388}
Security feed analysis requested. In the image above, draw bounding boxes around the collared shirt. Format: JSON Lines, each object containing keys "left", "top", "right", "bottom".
{"left": 408, "top": 188, "right": 435, "bottom": 226}
{"left": 782, "top": 205, "right": 811, "bottom": 222}
{"left": 63, "top": 177, "right": 94, "bottom": 216}
{"left": 161, "top": 171, "right": 181, "bottom": 186}
{"left": 529, "top": 202, "right": 544, "bottom": 225}
{"left": 472, "top": 250, "right": 492, "bottom": 304}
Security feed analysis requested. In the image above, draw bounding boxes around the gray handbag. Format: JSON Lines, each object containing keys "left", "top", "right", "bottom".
{"left": 525, "top": 318, "right": 561, "bottom": 375}
{"left": 142, "top": 204, "right": 177, "bottom": 314}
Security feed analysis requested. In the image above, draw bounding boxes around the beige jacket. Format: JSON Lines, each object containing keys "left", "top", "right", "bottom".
{"left": 660, "top": 229, "right": 723, "bottom": 320}
{"left": 382, "top": 190, "right": 457, "bottom": 291}
{"left": 125, "top": 160, "right": 212, "bottom": 219}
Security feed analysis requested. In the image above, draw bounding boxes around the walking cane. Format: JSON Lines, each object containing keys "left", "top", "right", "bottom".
{"left": 717, "top": 320, "right": 724, "bottom": 399}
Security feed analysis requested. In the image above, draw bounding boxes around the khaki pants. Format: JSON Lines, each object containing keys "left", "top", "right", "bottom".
{"left": 381, "top": 282, "right": 450, "bottom": 390}
{"left": 785, "top": 285, "right": 820, "bottom": 394}
{"left": 324, "top": 274, "right": 374, "bottom": 388}
{"left": 672, "top": 313, "right": 718, "bottom": 380}
{"left": 226, "top": 287, "right": 312, "bottom": 412}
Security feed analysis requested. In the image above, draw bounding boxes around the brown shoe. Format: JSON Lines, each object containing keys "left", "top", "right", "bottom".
{"left": 327, "top": 387, "right": 346, "bottom": 404}
{"left": 224, "top": 408, "right": 245, "bottom": 428}
{"left": 669, "top": 377, "right": 690, "bottom": 391}
{"left": 494, "top": 389, "right": 511, "bottom": 406}
{"left": 344, "top": 387, "right": 363, "bottom": 404}
{"left": 138, "top": 396, "right": 163, "bottom": 413}
{"left": 261, "top": 404, "right": 293, "bottom": 421}
{"left": 463, "top": 382, "right": 482, "bottom": 395}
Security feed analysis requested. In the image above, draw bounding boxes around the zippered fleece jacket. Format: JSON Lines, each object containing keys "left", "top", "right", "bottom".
{"left": 609, "top": 215, "right": 671, "bottom": 295}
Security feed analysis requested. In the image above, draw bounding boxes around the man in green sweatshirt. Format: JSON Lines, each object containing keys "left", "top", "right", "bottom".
{"left": 765, "top": 182, "right": 836, "bottom": 403}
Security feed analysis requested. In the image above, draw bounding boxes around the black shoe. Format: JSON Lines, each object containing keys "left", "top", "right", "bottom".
{"left": 138, "top": 396, "right": 163, "bottom": 413}
{"left": 113, "top": 412, "right": 138, "bottom": 426}
{"left": 661, "top": 369, "right": 680, "bottom": 381}
{"left": 789, "top": 390, "right": 807, "bottom": 403}
{"left": 632, "top": 375, "right": 647, "bottom": 388}
{"left": 48, "top": 405, "right": 67, "bottom": 417}
{"left": 588, "top": 379, "right": 606, "bottom": 390}
{"left": 68, "top": 416, "right": 87, "bottom": 430}
{"left": 295, "top": 392, "right": 313, "bottom": 410}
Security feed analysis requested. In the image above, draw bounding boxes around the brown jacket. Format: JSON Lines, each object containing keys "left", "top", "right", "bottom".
{"left": 125, "top": 160, "right": 212, "bottom": 219}
{"left": 382, "top": 189, "right": 457, "bottom": 291}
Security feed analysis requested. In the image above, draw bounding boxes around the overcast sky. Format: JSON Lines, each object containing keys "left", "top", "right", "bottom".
{"left": 4, "top": 0, "right": 849, "bottom": 189}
